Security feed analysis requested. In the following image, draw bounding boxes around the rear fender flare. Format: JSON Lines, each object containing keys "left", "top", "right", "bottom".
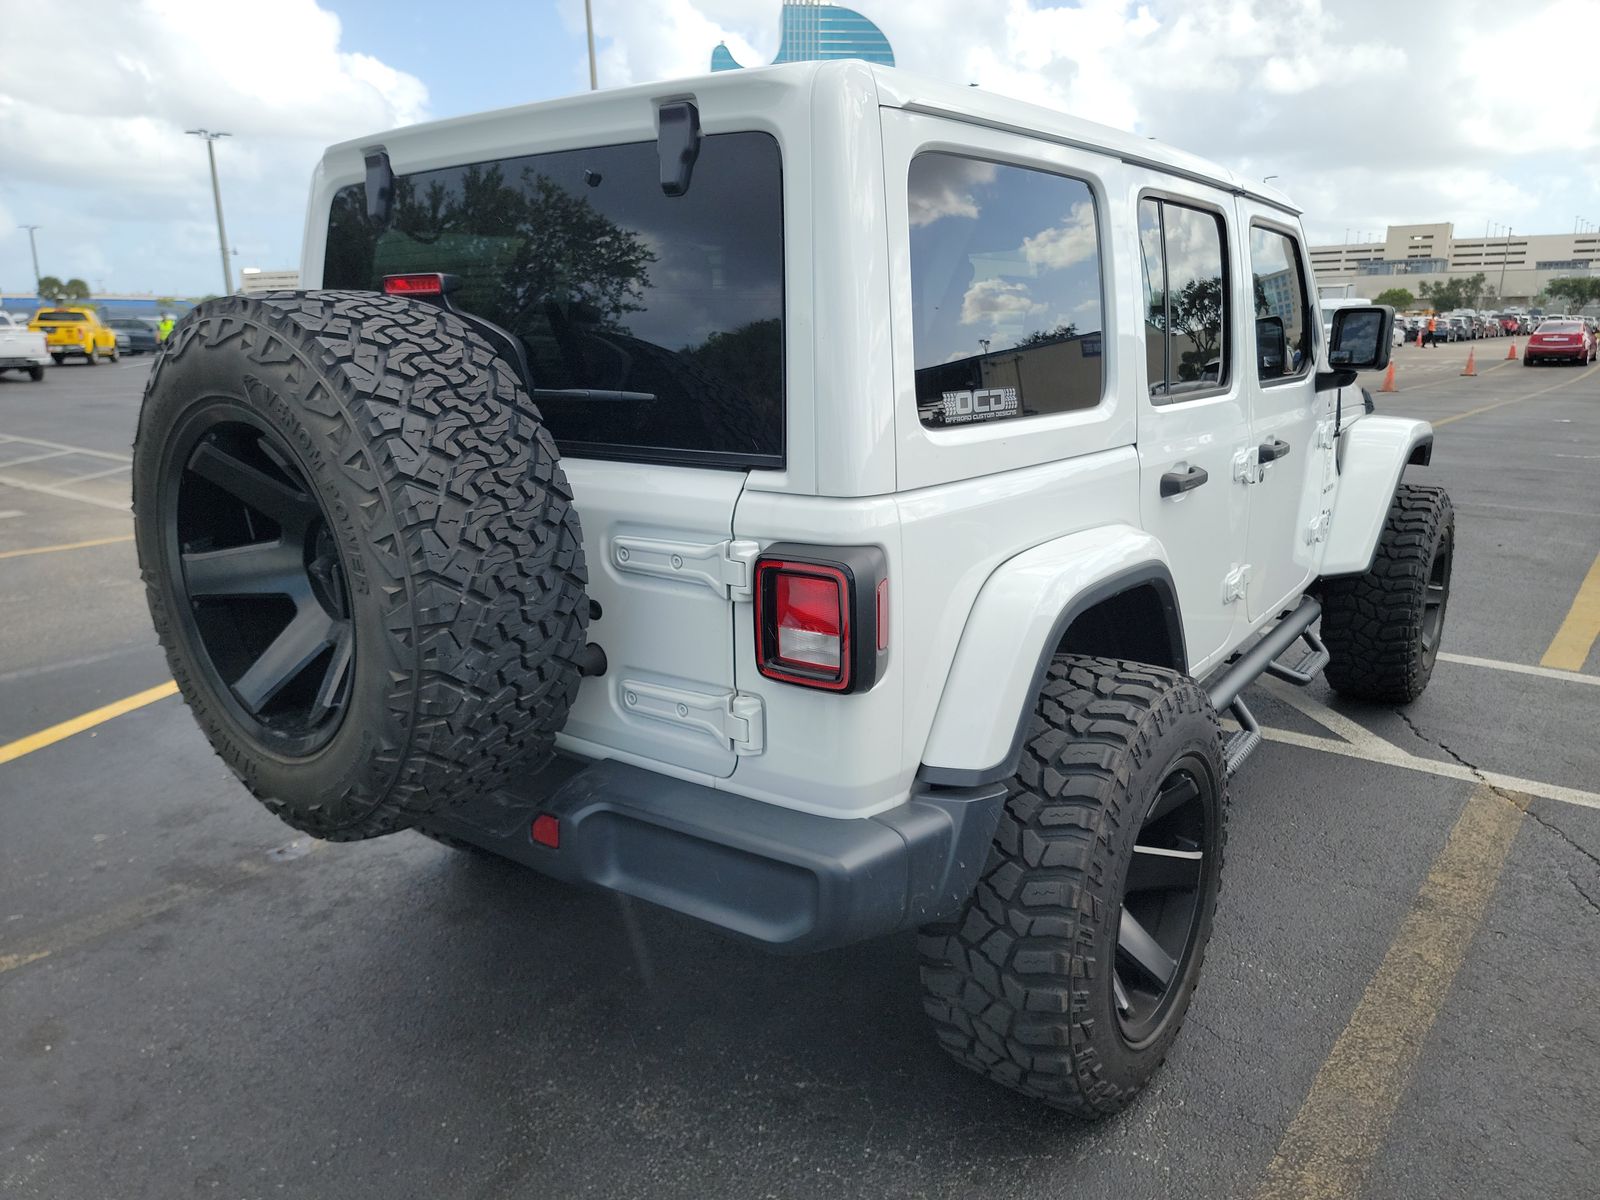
{"left": 917, "top": 525, "right": 1182, "bottom": 787}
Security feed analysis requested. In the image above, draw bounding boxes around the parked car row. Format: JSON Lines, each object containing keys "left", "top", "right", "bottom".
{"left": 0, "top": 309, "right": 168, "bottom": 375}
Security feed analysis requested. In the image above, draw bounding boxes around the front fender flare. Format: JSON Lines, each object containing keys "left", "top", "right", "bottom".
{"left": 1322, "top": 416, "right": 1434, "bottom": 577}
{"left": 917, "top": 525, "right": 1181, "bottom": 787}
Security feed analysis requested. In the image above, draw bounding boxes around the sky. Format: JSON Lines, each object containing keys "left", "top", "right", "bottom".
{"left": 1, "top": 0, "right": 1597, "bottom": 298}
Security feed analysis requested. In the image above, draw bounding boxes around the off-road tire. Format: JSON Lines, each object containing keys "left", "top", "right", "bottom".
{"left": 1320, "top": 483, "right": 1454, "bottom": 703}
{"left": 133, "top": 291, "right": 590, "bottom": 841}
{"left": 918, "top": 657, "right": 1227, "bottom": 1117}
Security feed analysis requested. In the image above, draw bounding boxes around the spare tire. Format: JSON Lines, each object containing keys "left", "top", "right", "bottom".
{"left": 132, "top": 291, "right": 590, "bottom": 840}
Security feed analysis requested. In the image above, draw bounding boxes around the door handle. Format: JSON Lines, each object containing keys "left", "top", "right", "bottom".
{"left": 1259, "top": 437, "right": 1291, "bottom": 463}
{"left": 1160, "top": 464, "right": 1209, "bottom": 497}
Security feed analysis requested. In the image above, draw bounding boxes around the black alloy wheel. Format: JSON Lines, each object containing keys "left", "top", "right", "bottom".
{"left": 1113, "top": 756, "right": 1217, "bottom": 1047}
{"left": 1421, "top": 521, "right": 1452, "bottom": 658}
{"left": 163, "top": 404, "right": 353, "bottom": 758}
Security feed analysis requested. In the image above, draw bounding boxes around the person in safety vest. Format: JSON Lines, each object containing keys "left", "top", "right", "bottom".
{"left": 157, "top": 313, "right": 175, "bottom": 342}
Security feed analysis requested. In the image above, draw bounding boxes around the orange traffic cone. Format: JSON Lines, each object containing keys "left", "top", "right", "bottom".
{"left": 1461, "top": 349, "right": 1477, "bottom": 377}
{"left": 1379, "top": 361, "right": 1397, "bottom": 392}
{"left": 1507, "top": 341, "right": 1518, "bottom": 360}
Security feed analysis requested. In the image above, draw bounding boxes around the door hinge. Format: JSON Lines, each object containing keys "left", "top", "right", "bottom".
{"left": 1223, "top": 563, "right": 1251, "bottom": 605}
{"left": 611, "top": 536, "right": 760, "bottom": 600}
{"left": 619, "top": 678, "right": 765, "bottom": 754}
{"left": 1315, "top": 418, "right": 1337, "bottom": 449}
{"left": 1305, "top": 509, "right": 1331, "bottom": 545}
{"left": 1232, "top": 447, "right": 1262, "bottom": 486}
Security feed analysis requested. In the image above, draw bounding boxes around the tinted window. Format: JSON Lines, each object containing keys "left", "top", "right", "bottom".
{"left": 34, "top": 310, "right": 84, "bottom": 322}
{"left": 324, "top": 132, "right": 784, "bottom": 466}
{"left": 908, "top": 155, "right": 1104, "bottom": 428}
{"left": 1250, "top": 226, "right": 1312, "bottom": 380}
{"left": 1140, "top": 199, "right": 1229, "bottom": 400}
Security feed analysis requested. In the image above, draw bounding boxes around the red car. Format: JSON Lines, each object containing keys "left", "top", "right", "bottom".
{"left": 1523, "top": 320, "right": 1596, "bottom": 365}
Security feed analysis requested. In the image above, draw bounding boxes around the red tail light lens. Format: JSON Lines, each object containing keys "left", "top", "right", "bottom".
{"left": 773, "top": 568, "right": 846, "bottom": 673}
{"left": 383, "top": 272, "right": 447, "bottom": 296}
{"left": 754, "top": 545, "right": 887, "bottom": 693}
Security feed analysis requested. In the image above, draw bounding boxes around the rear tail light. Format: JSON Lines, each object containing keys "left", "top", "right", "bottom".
{"left": 382, "top": 272, "right": 456, "bottom": 299}
{"left": 754, "top": 544, "right": 888, "bottom": 694}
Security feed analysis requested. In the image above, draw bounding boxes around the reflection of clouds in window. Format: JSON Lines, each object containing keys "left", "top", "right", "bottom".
{"left": 961, "top": 277, "right": 1045, "bottom": 327}
{"left": 908, "top": 157, "right": 998, "bottom": 228}
{"left": 1163, "top": 207, "right": 1224, "bottom": 291}
{"left": 1021, "top": 202, "right": 1098, "bottom": 270}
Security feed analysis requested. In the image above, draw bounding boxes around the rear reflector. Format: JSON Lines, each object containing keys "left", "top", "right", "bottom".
{"left": 531, "top": 813, "right": 560, "bottom": 848}
{"left": 383, "top": 273, "right": 447, "bottom": 296}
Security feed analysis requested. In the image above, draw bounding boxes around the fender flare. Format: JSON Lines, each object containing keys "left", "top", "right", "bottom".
{"left": 1321, "top": 415, "right": 1435, "bottom": 577}
{"left": 917, "top": 525, "right": 1183, "bottom": 788}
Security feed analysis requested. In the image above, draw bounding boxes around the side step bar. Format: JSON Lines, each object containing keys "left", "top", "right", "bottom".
{"left": 1205, "top": 596, "right": 1323, "bottom": 777}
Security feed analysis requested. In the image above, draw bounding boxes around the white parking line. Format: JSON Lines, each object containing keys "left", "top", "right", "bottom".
{"left": 0, "top": 449, "right": 74, "bottom": 469}
{"left": 1255, "top": 677, "right": 1600, "bottom": 812}
{"left": 51, "top": 463, "right": 132, "bottom": 485}
{"left": 0, "top": 474, "right": 129, "bottom": 512}
{"left": 1438, "top": 651, "right": 1600, "bottom": 688}
{"left": 0, "top": 433, "right": 130, "bottom": 463}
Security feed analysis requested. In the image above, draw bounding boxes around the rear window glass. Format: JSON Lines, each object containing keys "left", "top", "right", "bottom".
{"left": 323, "top": 132, "right": 784, "bottom": 467}
{"left": 907, "top": 154, "right": 1105, "bottom": 429}
{"left": 35, "top": 310, "right": 84, "bottom": 322}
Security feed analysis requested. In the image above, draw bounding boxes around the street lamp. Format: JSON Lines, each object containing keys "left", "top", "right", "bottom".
{"left": 186, "top": 129, "right": 233, "bottom": 295}
{"left": 17, "top": 224, "right": 41, "bottom": 293}
{"left": 1263, "top": 174, "right": 1279, "bottom": 184}
{"left": 584, "top": 0, "right": 598, "bottom": 90}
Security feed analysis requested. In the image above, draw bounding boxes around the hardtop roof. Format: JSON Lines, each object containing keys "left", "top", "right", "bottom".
{"left": 324, "top": 60, "right": 1299, "bottom": 217}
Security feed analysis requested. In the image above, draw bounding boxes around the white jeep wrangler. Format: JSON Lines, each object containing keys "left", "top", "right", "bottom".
{"left": 131, "top": 62, "right": 1451, "bottom": 1116}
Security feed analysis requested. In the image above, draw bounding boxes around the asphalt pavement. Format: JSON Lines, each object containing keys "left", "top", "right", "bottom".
{"left": 1, "top": 342, "right": 1597, "bottom": 1199}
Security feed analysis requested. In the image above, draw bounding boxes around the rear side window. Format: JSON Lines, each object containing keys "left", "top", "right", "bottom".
{"left": 1250, "top": 226, "right": 1312, "bottom": 380}
{"left": 908, "top": 154, "right": 1105, "bottom": 429}
{"left": 323, "top": 132, "right": 784, "bottom": 468}
{"left": 1139, "top": 197, "right": 1230, "bottom": 401}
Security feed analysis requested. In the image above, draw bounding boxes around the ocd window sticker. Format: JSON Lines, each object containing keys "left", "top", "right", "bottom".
{"left": 940, "top": 387, "right": 1019, "bottom": 424}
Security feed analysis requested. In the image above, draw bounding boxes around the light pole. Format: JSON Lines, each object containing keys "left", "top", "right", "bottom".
{"left": 186, "top": 129, "right": 233, "bottom": 295}
{"left": 584, "top": 0, "right": 598, "bottom": 90}
{"left": 17, "top": 224, "right": 41, "bottom": 293}
{"left": 1499, "top": 226, "right": 1511, "bottom": 300}
{"left": 1263, "top": 174, "right": 1279, "bottom": 184}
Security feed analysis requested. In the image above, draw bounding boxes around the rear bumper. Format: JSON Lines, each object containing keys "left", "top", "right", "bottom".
{"left": 1525, "top": 344, "right": 1587, "bottom": 360}
{"left": 422, "top": 756, "right": 1007, "bottom": 954}
{"left": 0, "top": 355, "right": 50, "bottom": 369}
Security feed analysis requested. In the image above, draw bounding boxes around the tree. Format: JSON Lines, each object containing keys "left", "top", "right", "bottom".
{"left": 62, "top": 278, "right": 91, "bottom": 301}
{"left": 36, "top": 274, "right": 64, "bottom": 298}
{"left": 1013, "top": 323, "right": 1079, "bottom": 348}
{"left": 1374, "top": 287, "right": 1415, "bottom": 310}
{"left": 1418, "top": 272, "right": 1487, "bottom": 312}
{"left": 1546, "top": 276, "right": 1600, "bottom": 310}
{"left": 1169, "top": 276, "right": 1224, "bottom": 378}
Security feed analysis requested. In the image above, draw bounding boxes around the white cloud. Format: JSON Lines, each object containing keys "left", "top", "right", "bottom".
{"left": 909, "top": 159, "right": 997, "bottom": 227}
{"left": 1022, "top": 202, "right": 1098, "bottom": 270}
{"left": 0, "top": 0, "right": 427, "bottom": 294}
{"left": 961, "top": 278, "right": 1045, "bottom": 326}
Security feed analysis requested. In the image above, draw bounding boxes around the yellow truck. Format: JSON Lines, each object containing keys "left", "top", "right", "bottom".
{"left": 28, "top": 306, "right": 119, "bottom": 365}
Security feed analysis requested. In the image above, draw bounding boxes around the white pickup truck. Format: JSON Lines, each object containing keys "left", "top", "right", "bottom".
{"left": 0, "top": 311, "right": 50, "bottom": 381}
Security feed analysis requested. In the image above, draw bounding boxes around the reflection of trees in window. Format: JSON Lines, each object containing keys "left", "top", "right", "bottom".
{"left": 385, "top": 166, "right": 656, "bottom": 332}
{"left": 1014, "top": 322, "right": 1078, "bottom": 348}
{"left": 1169, "top": 277, "right": 1222, "bottom": 380}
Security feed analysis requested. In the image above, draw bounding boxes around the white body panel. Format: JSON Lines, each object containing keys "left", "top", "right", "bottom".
{"left": 299, "top": 62, "right": 1414, "bottom": 818}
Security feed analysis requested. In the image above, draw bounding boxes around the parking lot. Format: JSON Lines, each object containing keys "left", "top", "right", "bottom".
{"left": 2, "top": 344, "right": 1597, "bottom": 1199}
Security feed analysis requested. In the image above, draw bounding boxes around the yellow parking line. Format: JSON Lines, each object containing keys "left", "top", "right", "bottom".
{"left": 1541, "top": 550, "right": 1600, "bottom": 671}
{"left": 0, "top": 681, "right": 178, "bottom": 767}
{"left": 0, "top": 533, "right": 133, "bottom": 561}
{"left": 1432, "top": 362, "right": 1598, "bottom": 427}
{"left": 1253, "top": 783, "right": 1526, "bottom": 1200}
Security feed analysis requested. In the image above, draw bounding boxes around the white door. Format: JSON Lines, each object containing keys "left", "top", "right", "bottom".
{"left": 1239, "top": 217, "right": 1332, "bottom": 621}
{"left": 1134, "top": 192, "right": 1252, "bottom": 675}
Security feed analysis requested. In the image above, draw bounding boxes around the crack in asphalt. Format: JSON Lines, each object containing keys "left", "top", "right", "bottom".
{"left": 1392, "top": 707, "right": 1600, "bottom": 914}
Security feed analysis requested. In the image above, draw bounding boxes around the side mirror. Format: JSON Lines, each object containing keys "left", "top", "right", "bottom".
{"left": 1329, "top": 305, "right": 1394, "bottom": 371}
{"left": 1256, "top": 315, "right": 1287, "bottom": 377}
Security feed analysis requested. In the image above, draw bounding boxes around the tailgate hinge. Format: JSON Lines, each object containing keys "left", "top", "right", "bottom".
{"left": 612, "top": 536, "right": 760, "bottom": 600}
{"left": 619, "top": 679, "right": 766, "bottom": 754}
